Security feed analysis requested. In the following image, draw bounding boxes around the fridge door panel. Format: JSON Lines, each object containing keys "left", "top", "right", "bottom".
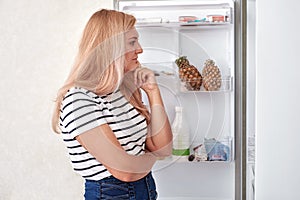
{"left": 153, "top": 162, "right": 234, "bottom": 199}
{"left": 115, "top": 0, "right": 237, "bottom": 199}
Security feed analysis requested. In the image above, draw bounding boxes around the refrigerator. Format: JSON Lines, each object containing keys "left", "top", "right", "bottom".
{"left": 114, "top": 0, "right": 251, "bottom": 199}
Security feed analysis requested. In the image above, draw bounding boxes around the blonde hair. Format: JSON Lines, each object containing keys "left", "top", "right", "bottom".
{"left": 52, "top": 9, "right": 150, "bottom": 133}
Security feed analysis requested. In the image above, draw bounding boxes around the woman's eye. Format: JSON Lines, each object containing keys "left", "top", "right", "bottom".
{"left": 129, "top": 38, "right": 139, "bottom": 46}
{"left": 129, "top": 41, "right": 136, "bottom": 46}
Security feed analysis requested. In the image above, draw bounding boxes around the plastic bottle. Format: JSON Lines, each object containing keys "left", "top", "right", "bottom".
{"left": 171, "top": 106, "right": 190, "bottom": 156}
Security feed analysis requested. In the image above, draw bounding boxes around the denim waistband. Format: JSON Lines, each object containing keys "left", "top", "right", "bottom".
{"left": 86, "top": 171, "right": 153, "bottom": 183}
{"left": 84, "top": 172, "right": 157, "bottom": 200}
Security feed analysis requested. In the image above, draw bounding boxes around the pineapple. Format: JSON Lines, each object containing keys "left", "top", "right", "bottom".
{"left": 175, "top": 56, "right": 202, "bottom": 91}
{"left": 202, "top": 59, "right": 222, "bottom": 91}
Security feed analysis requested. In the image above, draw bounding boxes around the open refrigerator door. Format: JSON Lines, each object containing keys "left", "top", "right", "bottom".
{"left": 114, "top": 1, "right": 246, "bottom": 199}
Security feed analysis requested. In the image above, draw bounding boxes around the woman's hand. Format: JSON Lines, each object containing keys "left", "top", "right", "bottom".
{"left": 133, "top": 67, "right": 158, "bottom": 93}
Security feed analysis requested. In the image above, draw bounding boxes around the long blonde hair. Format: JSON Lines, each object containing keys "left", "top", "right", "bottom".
{"left": 52, "top": 9, "right": 150, "bottom": 133}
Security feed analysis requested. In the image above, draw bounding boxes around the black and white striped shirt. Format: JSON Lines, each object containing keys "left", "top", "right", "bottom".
{"left": 59, "top": 87, "right": 148, "bottom": 180}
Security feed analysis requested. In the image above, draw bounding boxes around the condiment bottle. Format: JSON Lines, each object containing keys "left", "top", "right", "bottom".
{"left": 171, "top": 106, "right": 190, "bottom": 156}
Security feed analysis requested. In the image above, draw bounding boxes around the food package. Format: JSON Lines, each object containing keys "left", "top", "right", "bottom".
{"left": 204, "top": 138, "right": 231, "bottom": 161}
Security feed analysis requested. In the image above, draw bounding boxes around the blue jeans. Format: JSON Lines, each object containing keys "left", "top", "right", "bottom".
{"left": 84, "top": 172, "right": 158, "bottom": 200}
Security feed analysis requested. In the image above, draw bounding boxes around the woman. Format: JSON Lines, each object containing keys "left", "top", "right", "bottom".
{"left": 52, "top": 9, "right": 172, "bottom": 200}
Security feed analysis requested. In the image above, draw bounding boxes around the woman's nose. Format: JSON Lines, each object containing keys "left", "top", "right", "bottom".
{"left": 135, "top": 42, "right": 143, "bottom": 54}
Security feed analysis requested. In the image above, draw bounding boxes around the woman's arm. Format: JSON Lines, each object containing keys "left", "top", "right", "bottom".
{"left": 144, "top": 88, "right": 173, "bottom": 157}
{"left": 76, "top": 124, "right": 157, "bottom": 182}
{"left": 134, "top": 68, "right": 173, "bottom": 157}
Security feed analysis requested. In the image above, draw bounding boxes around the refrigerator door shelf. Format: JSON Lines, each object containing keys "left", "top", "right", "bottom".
{"left": 117, "top": 0, "right": 234, "bottom": 30}
{"left": 157, "top": 155, "right": 233, "bottom": 164}
{"left": 151, "top": 73, "right": 233, "bottom": 94}
{"left": 178, "top": 76, "right": 233, "bottom": 93}
{"left": 135, "top": 21, "right": 233, "bottom": 29}
{"left": 179, "top": 21, "right": 231, "bottom": 26}
{"left": 120, "top": 2, "right": 232, "bottom": 11}
{"left": 140, "top": 63, "right": 233, "bottom": 93}
{"left": 157, "top": 136, "right": 233, "bottom": 163}
{"left": 117, "top": 1, "right": 234, "bottom": 24}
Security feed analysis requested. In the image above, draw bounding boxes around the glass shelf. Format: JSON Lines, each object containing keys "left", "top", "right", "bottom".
{"left": 117, "top": 0, "right": 234, "bottom": 30}
{"left": 158, "top": 156, "right": 232, "bottom": 163}
{"left": 135, "top": 21, "right": 232, "bottom": 29}
{"left": 157, "top": 136, "right": 233, "bottom": 163}
{"left": 141, "top": 62, "right": 233, "bottom": 94}
{"left": 178, "top": 76, "right": 233, "bottom": 93}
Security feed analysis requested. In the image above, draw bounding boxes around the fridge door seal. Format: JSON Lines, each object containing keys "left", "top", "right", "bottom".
{"left": 234, "top": 0, "right": 247, "bottom": 200}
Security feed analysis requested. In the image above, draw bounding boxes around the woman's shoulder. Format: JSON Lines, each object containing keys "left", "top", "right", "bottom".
{"left": 64, "top": 87, "right": 98, "bottom": 99}
{"left": 62, "top": 87, "right": 122, "bottom": 106}
{"left": 61, "top": 87, "right": 102, "bottom": 107}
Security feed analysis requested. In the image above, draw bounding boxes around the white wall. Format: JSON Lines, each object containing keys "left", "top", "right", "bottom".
{"left": 256, "top": 0, "right": 300, "bottom": 199}
{"left": 0, "top": 1, "right": 112, "bottom": 199}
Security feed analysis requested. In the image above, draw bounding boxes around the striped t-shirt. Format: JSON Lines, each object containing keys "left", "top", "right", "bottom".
{"left": 59, "top": 87, "right": 148, "bottom": 180}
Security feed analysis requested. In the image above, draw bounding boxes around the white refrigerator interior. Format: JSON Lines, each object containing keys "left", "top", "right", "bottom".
{"left": 116, "top": 0, "right": 236, "bottom": 199}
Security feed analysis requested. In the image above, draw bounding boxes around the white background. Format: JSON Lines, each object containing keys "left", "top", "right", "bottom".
{"left": 0, "top": 0, "right": 112, "bottom": 199}
{"left": 1, "top": 0, "right": 300, "bottom": 199}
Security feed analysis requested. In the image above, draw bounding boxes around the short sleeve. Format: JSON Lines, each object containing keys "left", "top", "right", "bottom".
{"left": 59, "top": 87, "right": 109, "bottom": 139}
